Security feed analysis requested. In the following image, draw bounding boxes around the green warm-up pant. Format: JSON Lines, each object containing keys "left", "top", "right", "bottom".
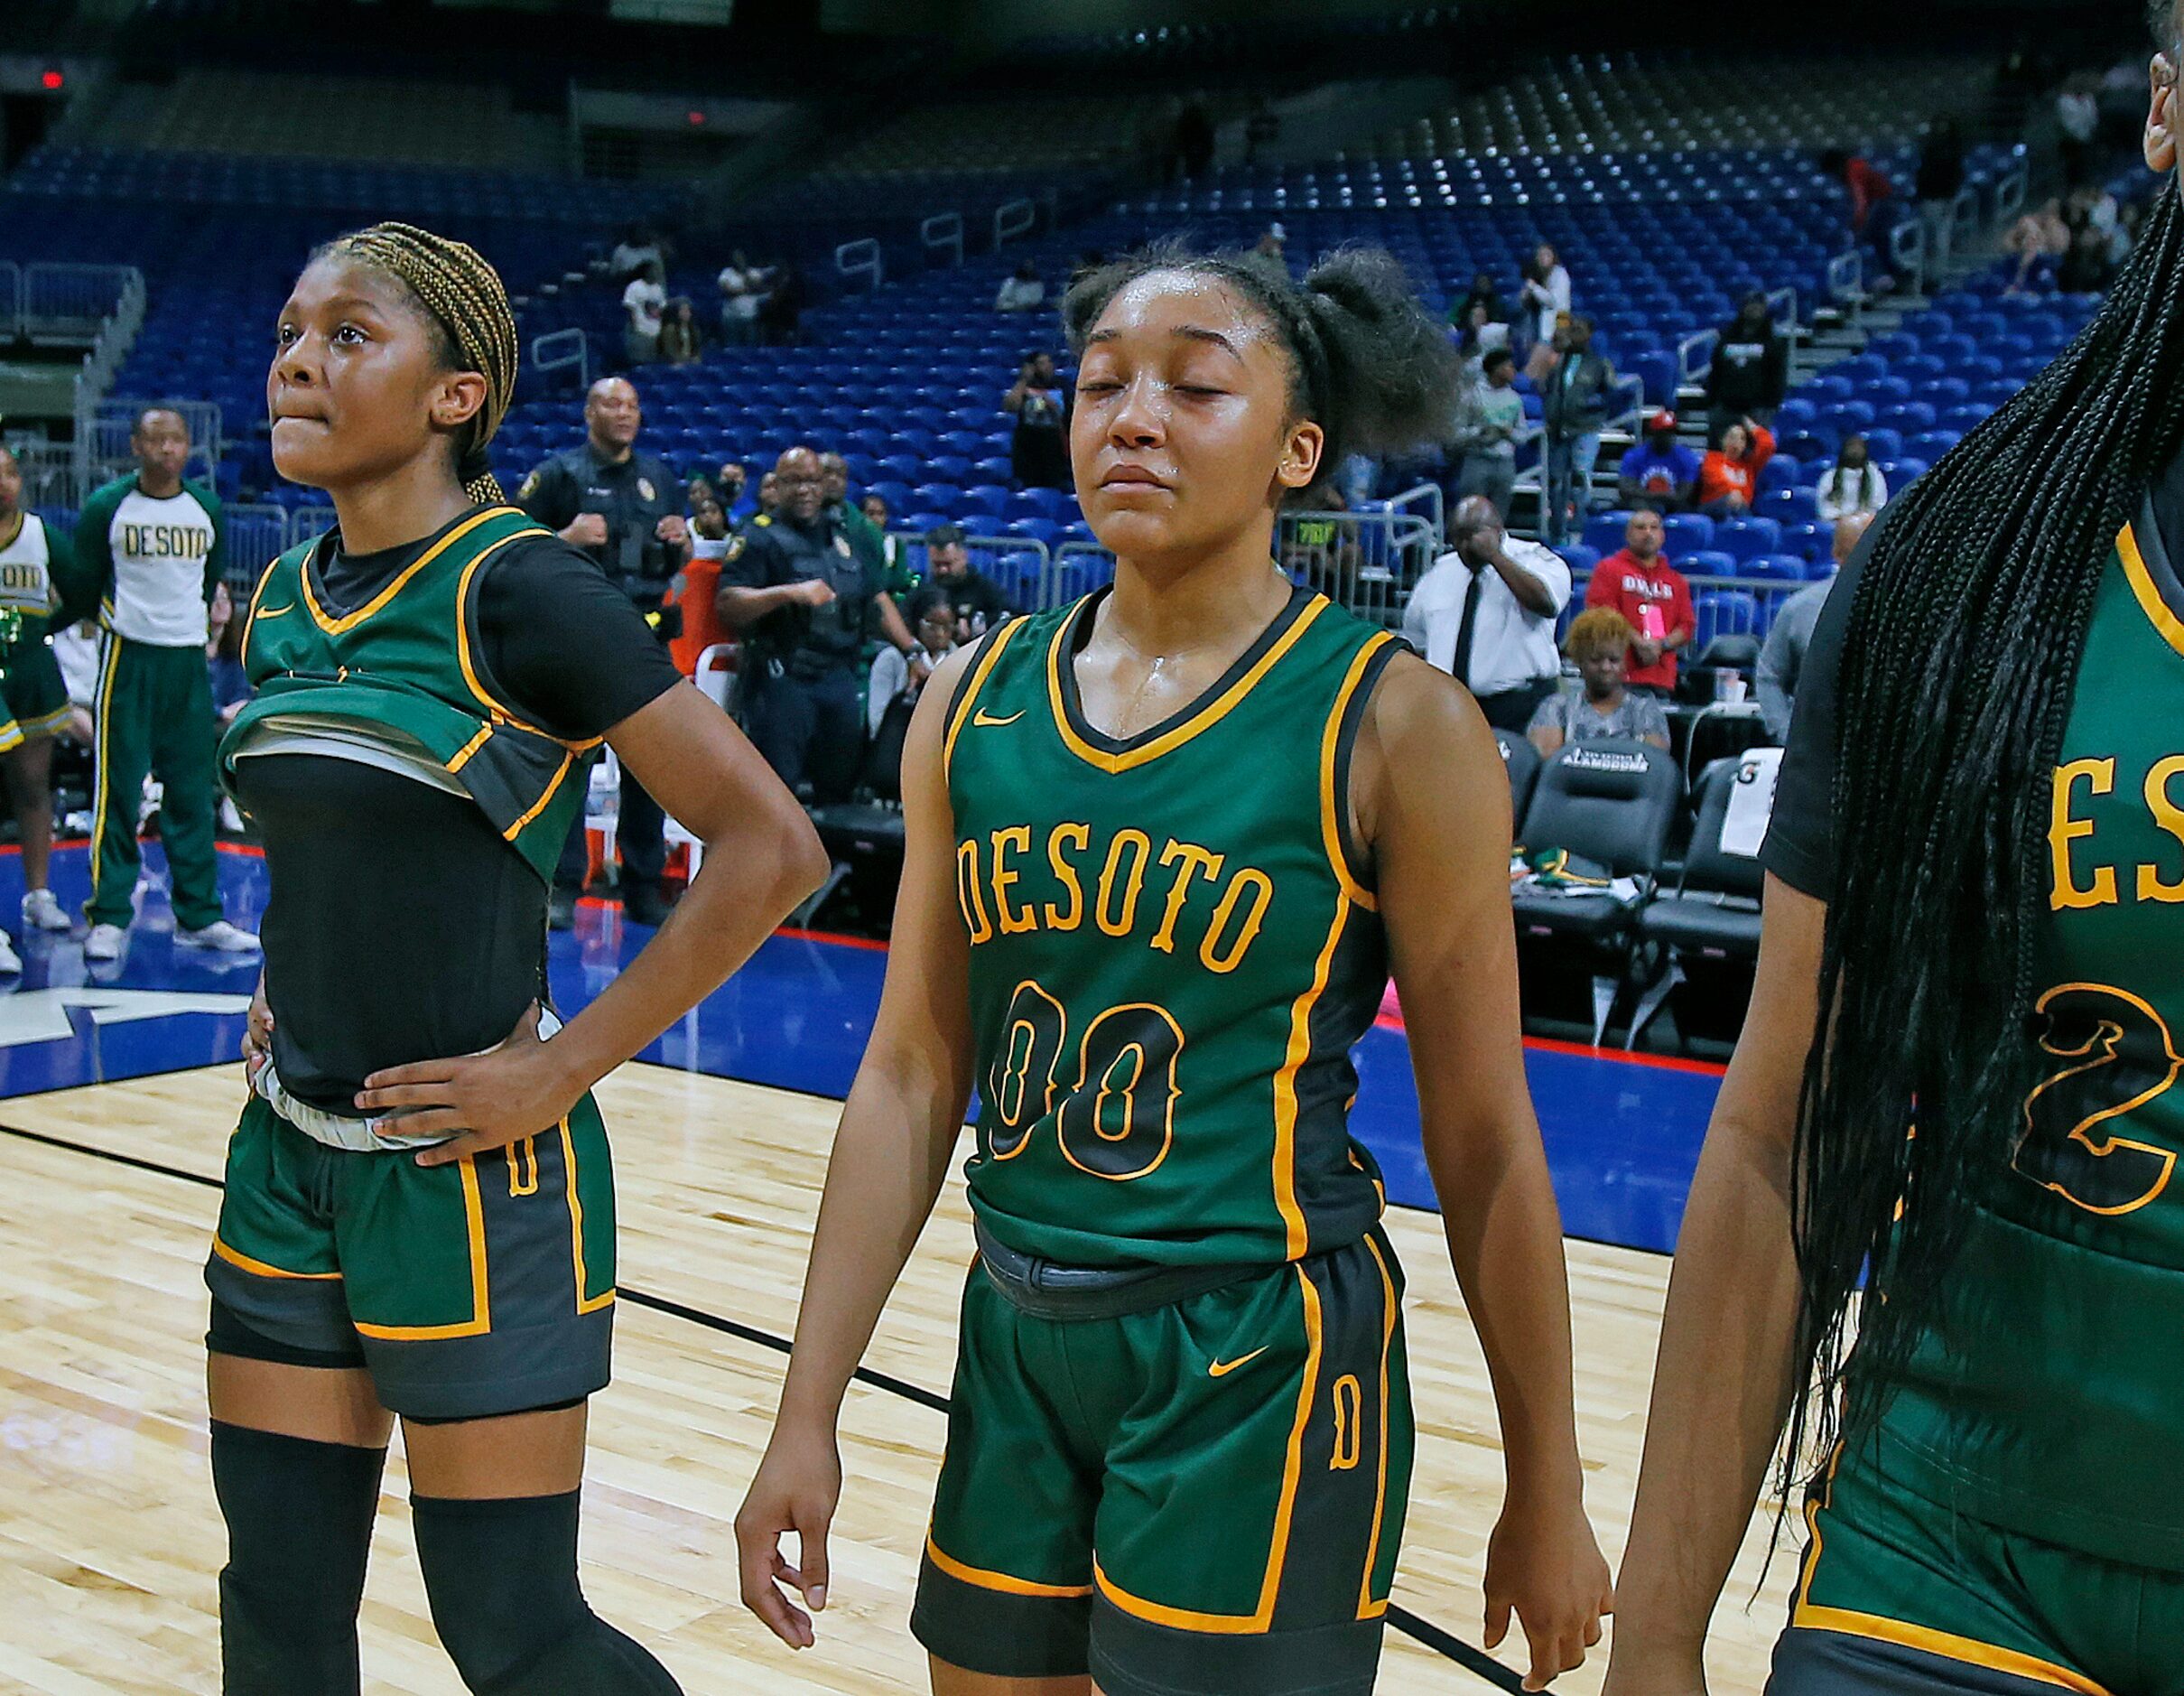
{"left": 88, "top": 635, "right": 223, "bottom": 931}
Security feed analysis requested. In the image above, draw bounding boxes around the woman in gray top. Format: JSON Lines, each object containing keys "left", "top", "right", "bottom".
{"left": 1528, "top": 607, "right": 1671, "bottom": 756}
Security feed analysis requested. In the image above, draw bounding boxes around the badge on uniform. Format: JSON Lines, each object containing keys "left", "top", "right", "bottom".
{"left": 638, "top": 478, "right": 656, "bottom": 503}
{"left": 726, "top": 535, "right": 745, "bottom": 560}
{"left": 518, "top": 471, "right": 539, "bottom": 499}
{"left": 834, "top": 536, "right": 851, "bottom": 557}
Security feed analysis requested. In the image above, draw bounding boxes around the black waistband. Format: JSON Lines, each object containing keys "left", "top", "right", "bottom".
{"left": 972, "top": 1218, "right": 1269, "bottom": 1321}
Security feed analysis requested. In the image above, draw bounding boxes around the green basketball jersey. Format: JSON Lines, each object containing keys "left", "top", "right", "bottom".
{"left": 218, "top": 505, "right": 594, "bottom": 887}
{"left": 944, "top": 581, "right": 1402, "bottom": 1270}
{"left": 1878, "top": 507, "right": 2184, "bottom": 1569}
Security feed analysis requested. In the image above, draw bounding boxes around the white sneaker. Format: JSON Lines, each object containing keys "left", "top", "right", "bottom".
{"left": 84, "top": 922, "right": 125, "bottom": 961}
{"left": 176, "top": 919, "right": 260, "bottom": 954}
{"left": 0, "top": 931, "right": 22, "bottom": 974}
{"left": 20, "top": 890, "right": 70, "bottom": 932}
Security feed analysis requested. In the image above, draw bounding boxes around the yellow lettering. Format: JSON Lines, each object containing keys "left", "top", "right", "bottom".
{"left": 990, "top": 827, "right": 1036, "bottom": 935}
{"left": 1044, "top": 822, "right": 1090, "bottom": 931}
{"left": 2049, "top": 758, "right": 2116, "bottom": 910}
{"left": 956, "top": 837, "right": 995, "bottom": 943}
{"left": 2141, "top": 756, "right": 2184, "bottom": 903}
{"left": 1201, "top": 868, "right": 1275, "bottom": 973}
{"left": 1095, "top": 829, "right": 1152, "bottom": 937}
{"left": 1149, "top": 840, "right": 1223, "bottom": 954}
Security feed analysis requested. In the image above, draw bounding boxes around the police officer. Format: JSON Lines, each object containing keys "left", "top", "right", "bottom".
{"left": 516, "top": 376, "right": 690, "bottom": 928}
{"left": 719, "top": 445, "right": 916, "bottom": 804}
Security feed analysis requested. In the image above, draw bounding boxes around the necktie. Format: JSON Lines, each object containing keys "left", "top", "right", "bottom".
{"left": 1452, "top": 563, "right": 1486, "bottom": 692}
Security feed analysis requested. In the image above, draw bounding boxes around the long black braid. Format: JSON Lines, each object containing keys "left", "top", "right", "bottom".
{"left": 1780, "top": 48, "right": 2184, "bottom": 1495}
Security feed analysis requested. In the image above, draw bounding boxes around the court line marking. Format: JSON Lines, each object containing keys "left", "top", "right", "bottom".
{"left": 0, "top": 1111, "right": 1526, "bottom": 1691}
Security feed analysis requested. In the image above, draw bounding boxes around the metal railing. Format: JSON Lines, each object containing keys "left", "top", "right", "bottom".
{"left": 530, "top": 328, "right": 589, "bottom": 395}
{"left": 993, "top": 198, "right": 1036, "bottom": 249}
{"left": 1676, "top": 328, "right": 1717, "bottom": 392}
{"left": 23, "top": 263, "right": 137, "bottom": 344}
{"left": 1993, "top": 161, "right": 2030, "bottom": 227}
{"left": 834, "top": 238, "right": 883, "bottom": 294}
{"left": 921, "top": 212, "right": 965, "bottom": 269}
{"left": 1826, "top": 251, "right": 1864, "bottom": 331}
{"left": 69, "top": 275, "right": 150, "bottom": 493}
{"left": 222, "top": 503, "right": 292, "bottom": 589}
{"left": 1888, "top": 218, "right": 1929, "bottom": 298}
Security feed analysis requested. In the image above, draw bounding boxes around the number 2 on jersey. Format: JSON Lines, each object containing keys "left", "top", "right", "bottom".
{"left": 2012, "top": 983, "right": 2183, "bottom": 1215}
{"left": 989, "top": 979, "right": 1183, "bottom": 1180}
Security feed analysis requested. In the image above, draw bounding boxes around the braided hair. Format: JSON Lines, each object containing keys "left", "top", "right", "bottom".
{"left": 1780, "top": 23, "right": 2184, "bottom": 1497}
{"left": 316, "top": 221, "right": 518, "bottom": 505}
{"left": 1060, "top": 241, "right": 1461, "bottom": 492}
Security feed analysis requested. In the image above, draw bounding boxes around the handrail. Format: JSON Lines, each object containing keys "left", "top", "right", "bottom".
{"left": 993, "top": 198, "right": 1036, "bottom": 249}
{"left": 920, "top": 212, "right": 965, "bottom": 269}
{"left": 1676, "top": 329, "right": 1717, "bottom": 388}
{"left": 1825, "top": 250, "right": 1863, "bottom": 303}
{"left": 834, "top": 238, "right": 883, "bottom": 293}
{"left": 1993, "top": 161, "right": 2030, "bottom": 226}
{"left": 1381, "top": 481, "right": 1444, "bottom": 548}
{"left": 1765, "top": 284, "right": 1798, "bottom": 332}
{"left": 1887, "top": 216, "right": 1928, "bottom": 297}
{"left": 530, "top": 327, "right": 589, "bottom": 393}
{"left": 1603, "top": 373, "right": 1646, "bottom": 437}
{"left": 1950, "top": 183, "right": 1982, "bottom": 249}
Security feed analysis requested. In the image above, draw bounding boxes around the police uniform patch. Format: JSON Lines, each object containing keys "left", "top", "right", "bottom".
{"left": 834, "top": 536, "right": 852, "bottom": 557}
{"left": 638, "top": 477, "right": 656, "bottom": 503}
{"left": 726, "top": 535, "right": 746, "bottom": 560}
{"left": 518, "top": 471, "right": 540, "bottom": 499}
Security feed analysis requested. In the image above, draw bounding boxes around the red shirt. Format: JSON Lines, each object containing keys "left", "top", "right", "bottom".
{"left": 1846, "top": 157, "right": 1893, "bottom": 231}
{"left": 1696, "top": 424, "right": 1776, "bottom": 510}
{"left": 1585, "top": 549, "right": 1696, "bottom": 691}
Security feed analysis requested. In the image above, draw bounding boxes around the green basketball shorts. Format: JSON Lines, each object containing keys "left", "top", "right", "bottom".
{"left": 911, "top": 1226, "right": 1412, "bottom": 1696}
{"left": 203, "top": 1093, "right": 617, "bottom": 1421}
{"left": 0, "top": 632, "right": 71, "bottom": 748}
{"left": 1770, "top": 1443, "right": 2184, "bottom": 1695}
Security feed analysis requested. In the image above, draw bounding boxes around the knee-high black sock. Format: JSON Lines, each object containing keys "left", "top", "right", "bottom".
{"left": 411, "top": 1489, "right": 682, "bottom": 1695}
{"left": 209, "top": 1421, "right": 386, "bottom": 1696}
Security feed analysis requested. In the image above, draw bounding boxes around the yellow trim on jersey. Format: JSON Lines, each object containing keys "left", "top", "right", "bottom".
{"left": 1046, "top": 593, "right": 1330, "bottom": 776}
{"left": 1791, "top": 1448, "right": 2110, "bottom": 1694}
{"left": 1321, "top": 632, "right": 1395, "bottom": 913}
{"left": 88, "top": 634, "right": 123, "bottom": 893}
{"left": 504, "top": 750, "right": 578, "bottom": 843}
{"left": 559, "top": 1115, "right": 617, "bottom": 1316}
{"left": 943, "top": 617, "right": 1030, "bottom": 782}
{"left": 1092, "top": 1264, "right": 1324, "bottom": 1633}
{"left": 2118, "top": 522, "right": 2184, "bottom": 662}
{"left": 210, "top": 1233, "right": 342, "bottom": 1281}
{"left": 446, "top": 722, "right": 495, "bottom": 774}
{"left": 300, "top": 506, "right": 512, "bottom": 637}
{"left": 1269, "top": 902, "right": 1352, "bottom": 1260}
{"left": 451, "top": 529, "right": 604, "bottom": 750}
{"left": 354, "top": 1157, "right": 492, "bottom": 1339}
{"left": 925, "top": 1533, "right": 1093, "bottom": 1598}
{"left": 1357, "top": 1231, "right": 1397, "bottom": 1621}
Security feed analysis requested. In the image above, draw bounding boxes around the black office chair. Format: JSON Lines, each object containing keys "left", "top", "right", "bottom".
{"left": 1511, "top": 738, "right": 1684, "bottom": 1043}
{"left": 1628, "top": 754, "right": 1769, "bottom": 1048}
{"left": 1493, "top": 727, "right": 1542, "bottom": 823}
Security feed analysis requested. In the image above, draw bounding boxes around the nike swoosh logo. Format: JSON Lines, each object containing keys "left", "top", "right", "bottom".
{"left": 254, "top": 602, "right": 296, "bottom": 618}
{"left": 1208, "top": 1347, "right": 1268, "bottom": 1378}
{"left": 972, "top": 709, "right": 1024, "bottom": 728}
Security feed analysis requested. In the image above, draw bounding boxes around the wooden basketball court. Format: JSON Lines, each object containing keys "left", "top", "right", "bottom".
{"left": 0, "top": 1059, "right": 1796, "bottom": 1692}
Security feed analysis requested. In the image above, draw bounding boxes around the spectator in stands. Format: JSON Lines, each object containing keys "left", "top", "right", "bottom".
{"left": 861, "top": 494, "right": 909, "bottom": 584}
{"left": 1540, "top": 314, "right": 1615, "bottom": 546}
{"left": 1618, "top": 410, "right": 1702, "bottom": 513}
{"left": 1758, "top": 510, "right": 1873, "bottom": 741}
{"left": 206, "top": 579, "right": 250, "bottom": 729}
{"left": 609, "top": 222, "right": 664, "bottom": 284}
{"left": 1455, "top": 347, "right": 1524, "bottom": 517}
{"left": 2004, "top": 198, "right": 2072, "bottom": 293}
{"left": 669, "top": 498, "right": 733, "bottom": 681}
{"left": 1916, "top": 116, "right": 1967, "bottom": 271}
{"left": 1821, "top": 148, "right": 1895, "bottom": 236}
{"left": 924, "top": 523, "right": 1015, "bottom": 642}
{"left": 868, "top": 587, "right": 958, "bottom": 735}
{"left": 757, "top": 470, "right": 782, "bottom": 517}
{"left": 1253, "top": 223, "right": 1287, "bottom": 265}
{"left": 1527, "top": 610, "right": 1672, "bottom": 757}
{"left": 1006, "top": 350, "right": 1073, "bottom": 490}
{"left": 1403, "top": 495, "right": 1570, "bottom": 732}
{"left": 1696, "top": 418, "right": 1777, "bottom": 518}
{"left": 622, "top": 258, "right": 666, "bottom": 367}
{"left": 1705, "top": 293, "right": 1789, "bottom": 446}
{"left": 1816, "top": 434, "right": 1890, "bottom": 523}
{"left": 1584, "top": 509, "right": 1694, "bottom": 697}
{"left": 657, "top": 298, "right": 702, "bottom": 366}
{"left": 2060, "top": 214, "right": 2118, "bottom": 293}
{"left": 1520, "top": 244, "right": 1573, "bottom": 382}
{"left": 1281, "top": 495, "right": 1363, "bottom": 596}
{"left": 719, "top": 461, "right": 757, "bottom": 524}
{"left": 2058, "top": 71, "right": 2102, "bottom": 188}
{"left": 719, "top": 446, "right": 917, "bottom": 803}
{"left": 516, "top": 376, "right": 688, "bottom": 928}
{"left": 716, "top": 250, "right": 769, "bottom": 343}
{"left": 819, "top": 451, "right": 892, "bottom": 591}
{"left": 995, "top": 261, "right": 1046, "bottom": 314}
{"left": 1449, "top": 272, "right": 1508, "bottom": 342}
{"left": 757, "top": 260, "right": 805, "bottom": 345}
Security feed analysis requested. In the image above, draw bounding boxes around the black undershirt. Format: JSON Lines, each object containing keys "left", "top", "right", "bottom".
{"left": 1763, "top": 450, "right": 2184, "bottom": 898}
{"left": 234, "top": 517, "right": 682, "bottom": 1114}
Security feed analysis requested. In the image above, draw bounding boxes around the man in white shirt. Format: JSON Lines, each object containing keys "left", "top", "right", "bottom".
{"left": 73, "top": 407, "right": 257, "bottom": 960}
{"left": 1401, "top": 495, "right": 1571, "bottom": 732}
{"left": 623, "top": 260, "right": 667, "bottom": 366}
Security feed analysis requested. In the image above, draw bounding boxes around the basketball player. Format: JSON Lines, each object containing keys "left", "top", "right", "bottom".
{"left": 1605, "top": 23, "right": 2184, "bottom": 1695}
{"left": 74, "top": 405, "right": 257, "bottom": 959}
{"left": 204, "top": 223, "right": 825, "bottom": 1694}
{"left": 738, "top": 246, "right": 1613, "bottom": 1696}
{"left": 0, "top": 445, "right": 86, "bottom": 958}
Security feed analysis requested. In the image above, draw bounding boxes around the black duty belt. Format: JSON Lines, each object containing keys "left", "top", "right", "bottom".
{"left": 972, "top": 1217, "right": 1266, "bottom": 1321}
